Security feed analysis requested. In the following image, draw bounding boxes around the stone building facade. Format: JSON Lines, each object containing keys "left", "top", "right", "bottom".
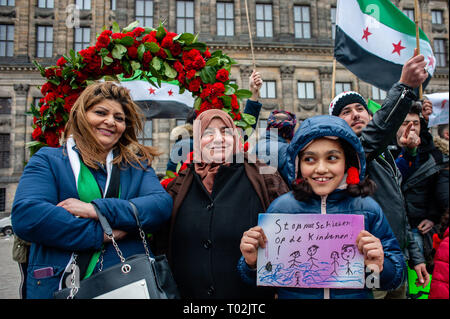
{"left": 0, "top": 0, "right": 448, "bottom": 217}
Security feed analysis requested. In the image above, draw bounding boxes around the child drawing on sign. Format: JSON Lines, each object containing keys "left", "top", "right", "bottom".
{"left": 330, "top": 251, "right": 339, "bottom": 276}
{"left": 307, "top": 245, "right": 319, "bottom": 269}
{"left": 238, "top": 115, "right": 405, "bottom": 299}
{"left": 341, "top": 244, "right": 357, "bottom": 275}
{"left": 288, "top": 251, "right": 302, "bottom": 268}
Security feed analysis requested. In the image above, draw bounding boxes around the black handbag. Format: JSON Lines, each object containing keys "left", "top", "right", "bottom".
{"left": 54, "top": 203, "right": 180, "bottom": 299}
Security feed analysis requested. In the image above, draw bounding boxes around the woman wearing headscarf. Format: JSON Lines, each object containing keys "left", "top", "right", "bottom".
{"left": 158, "top": 109, "right": 289, "bottom": 299}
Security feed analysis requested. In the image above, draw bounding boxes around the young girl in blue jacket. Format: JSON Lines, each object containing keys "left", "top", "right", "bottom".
{"left": 238, "top": 115, "right": 406, "bottom": 299}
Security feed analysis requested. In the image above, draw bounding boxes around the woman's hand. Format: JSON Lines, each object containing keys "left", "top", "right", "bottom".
{"left": 356, "top": 230, "right": 384, "bottom": 273}
{"left": 240, "top": 226, "right": 267, "bottom": 269}
{"left": 103, "top": 230, "right": 127, "bottom": 243}
{"left": 57, "top": 198, "right": 98, "bottom": 220}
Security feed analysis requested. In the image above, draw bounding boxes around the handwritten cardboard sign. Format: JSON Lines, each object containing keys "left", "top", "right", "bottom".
{"left": 257, "top": 213, "right": 365, "bottom": 289}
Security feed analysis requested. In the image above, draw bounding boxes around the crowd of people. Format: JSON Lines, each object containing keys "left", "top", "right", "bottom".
{"left": 10, "top": 50, "right": 448, "bottom": 300}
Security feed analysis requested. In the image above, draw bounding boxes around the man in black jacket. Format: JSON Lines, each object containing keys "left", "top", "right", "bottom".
{"left": 329, "top": 51, "right": 429, "bottom": 299}
{"left": 395, "top": 103, "right": 448, "bottom": 265}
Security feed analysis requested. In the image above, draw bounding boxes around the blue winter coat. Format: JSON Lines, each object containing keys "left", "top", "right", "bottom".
{"left": 253, "top": 131, "right": 289, "bottom": 176}
{"left": 238, "top": 115, "right": 406, "bottom": 299}
{"left": 11, "top": 146, "right": 173, "bottom": 299}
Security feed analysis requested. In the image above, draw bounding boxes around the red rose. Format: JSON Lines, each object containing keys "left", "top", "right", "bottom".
{"left": 95, "top": 34, "right": 111, "bottom": 50}
{"left": 32, "top": 126, "right": 42, "bottom": 141}
{"left": 41, "top": 82, "right": 55, "bottom": 95}
{"left": 56, "top": 56, "right": 67, "bottom": 67}
{"left": 200, "top": 85, "right": 211, "bottom": 99}
{"left": 186, "top": 69, "right": 196, "bottom": 80}
{"left": 55, "top": 68, "right": 62, "bottom": 77}
{"left": 111, "top": 33, "right": 125, "bottom": 40}
{"left": 60, "top": 84, "right": 72, "bottom": 95}
{"left": 44, "top": 92, "right": 57, "bottom": 103}
{"left": 231, "top": 94, "right": 239, "bottom": 110}
{"left": 127, "top": 46, "right": 138, "bottom": 59}
{"left": 170, "top": 42, "right": 182, "bottom": 57}
{"left": 203, "top": 48, "right": 211, "bottom": 59}
{"left": 44, "top": 68, "right": 54, "bottom": 78}
{"left": 40, "top": 104, "right": 49, "bottom": 116}
{"left": 44, "top": 130, "right": 60, "bottom": 147}
{"left": 173, "top": 61, "right": 184, "bottom": 73}
{"left": 55, "top": 113, "right": 63, "bottom": 123}
{"left": 177, "top": 71, "right": 186, "bottom": 85}
{"left": 199, "top": 100, "right": 213, "bottom": 114}
{"left": 215, "top": 69, "right": 229, "bottom": 82}
{"left": 100, "top": 30, "right": 112, "bottom": 37}
{"left": 211, "top": 97, "right": 224, "bottom": 109}
{"left": 64, "top": 93, "right": 79, "bottom": 112}
{"left": 188, "top": 78, "right": 202, "bottom": 92}
{"left": 132, "top": 27, "right": 145, "bottom": 37}
{"left": 156, "top": 48, "right": 167, "bottom": 59}
{"left": 161, "top": 35, "right": 174, "bottom": 49}
{"left": 211, "top": 82, "right": 225, "bottom": 96}
{"left": 192, "top": 55, "right": 205, "bottom": 70}
{"left": 142, "top": 51, "right": 152, "bottom": 64}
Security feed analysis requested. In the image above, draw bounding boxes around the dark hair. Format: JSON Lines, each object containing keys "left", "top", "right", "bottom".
{"left": 291, "top": 138, "right": 376, "bottom": 201}
{"left": 409, "top": 101, "right": 422, "bottom": 115}
{"left": 437, "top": 124, "right": 449, "bottom": 139}
{"left": 186, "top": 108, "right": 196, "bottom": 125}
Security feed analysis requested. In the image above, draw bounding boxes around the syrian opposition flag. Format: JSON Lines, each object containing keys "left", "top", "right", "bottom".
{"left": 334, "top": 0, "right": 436, "bottom": 92}
{"left": 118, "top": 71, "right": 195, "bottom": 119}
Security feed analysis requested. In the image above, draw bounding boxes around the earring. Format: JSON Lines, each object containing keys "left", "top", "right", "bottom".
{"left": 346, "top": 167, "right": 360, "bottom": 185}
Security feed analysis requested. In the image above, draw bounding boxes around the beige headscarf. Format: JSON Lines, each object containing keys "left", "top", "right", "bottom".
{"left": 193, "top": 109, "right": 242, "bottom": 194}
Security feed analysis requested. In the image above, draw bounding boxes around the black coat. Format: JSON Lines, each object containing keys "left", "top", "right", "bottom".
{"left": 360, "top": 82, "right": 424, "bottom": 266}
{"left": 170, "top": 164, "right": 274, "bottom": 299}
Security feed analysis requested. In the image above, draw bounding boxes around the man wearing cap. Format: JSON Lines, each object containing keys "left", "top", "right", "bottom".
{"left": 253, "top": 110, "right": 297, "bottom": 176}
{"left": 329, "top": 51, "right": 430, "bottom": 299}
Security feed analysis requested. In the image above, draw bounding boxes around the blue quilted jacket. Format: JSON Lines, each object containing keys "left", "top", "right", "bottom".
{"left": 238, "top": 115, "right": 406, "bottom": 299}
{"left": 12, "top": 146, "right": 173, "bottom": 299}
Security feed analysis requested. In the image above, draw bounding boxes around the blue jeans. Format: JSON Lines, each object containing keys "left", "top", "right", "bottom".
{"left": 411, "top": 228, "right": 425, "bottom": 256}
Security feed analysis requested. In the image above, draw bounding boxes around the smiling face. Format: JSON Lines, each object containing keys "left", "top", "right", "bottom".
{"left": 200, "top": 117, "right": 235, "bottom": 163}
{"left": 86, "top": 99, "right": 126, "bottom": 153}
{"left": 338, "top": 103, "right": 372, "bottom": 136}
{"left": 300, "top": 138, "right": 346, "bottom": 197}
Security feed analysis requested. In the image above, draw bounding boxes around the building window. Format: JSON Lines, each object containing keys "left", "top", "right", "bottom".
{"left": 403, "top": 9, "right": 414, "bottom": 21}
{"left": 74, "top": 27, "right": 90, "bottom": 52}
{"left": 0, "top": 0, "right": 14, "bottom": 6}
{"left": 256, "top": 4, "right": 273, "bottom": 38}
{"left": 176, "top": 1, "right": 194, "bottom": 34}
{"left": 0, "top": 98, "right": 11, "bottom": 114}
{"left": 36, "top": 26, "right": 53, "bottom": 58}
{"left": 298, "top": 82, "right": 315, "bottom": 99}
{"left": 434, "top": 39, "right": 447, "bottom": 67}
{"left": 371, "top": 86, "right": 386, "bottom": 101}
{"left": 432, "top": 10, "right": 443, "bottom": 24}
{"left": 217, "top": 2, "right": 234, "bottom": 36}
{"left": 0, "top": 188, "right": 5, "bottom": 212}
{"left": 176, "top": 119, "right": 185, "bottom": 127}
{"left": 260, "top": 81, "right": 276, "bottom": 99}
{"left": 76, "top": 0, "right": 91, "bottom": 10}
{"left": 111, "top": 0, "right": 116, "bottom": 10}
{"left": 38, "top": 0, "right": 54, "bottom": 8}
{"left": 0, "top": 133, "right": 10, "bottom": 169}
{"left": 294, "top": 6, "right": 311, "bottom": 39}
{"left": 138, "top": 119, "right": 153, "bottom": 146}
{"left": 335, "top": 82, "right": 352, "bottom": 96}
{"left": 135, "top": 0, "right": 153, "bottom": 28}
{"left": 331, "top": 7, "right": 336, "bottom": 40}
{"left": 0, "top": 24, "right": 14, "bottom": 57}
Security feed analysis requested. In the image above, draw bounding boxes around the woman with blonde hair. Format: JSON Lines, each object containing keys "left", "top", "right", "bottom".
{"left": 11, "top": 81, "right": 173, "bottom": 299}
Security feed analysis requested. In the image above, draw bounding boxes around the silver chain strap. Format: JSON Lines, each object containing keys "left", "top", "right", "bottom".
{"left": 67, "top": 254, "right": 79, "bottom": 299}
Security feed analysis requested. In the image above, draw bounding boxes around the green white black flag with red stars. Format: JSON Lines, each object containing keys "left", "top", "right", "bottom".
{"left": 334, "top": 0, "right": 436, "bottom": 92}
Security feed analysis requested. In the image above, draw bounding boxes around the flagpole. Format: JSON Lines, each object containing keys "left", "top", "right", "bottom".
{"left": 331, "top": 58, "right": 337, "bottom": 98}
{"left": 414, "top": 0, "right": 423, "bottom": 99}
{"left": 244, "top": 0, "right": 256, "bottom": 70}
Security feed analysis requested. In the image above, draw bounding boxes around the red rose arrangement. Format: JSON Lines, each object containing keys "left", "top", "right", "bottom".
{"left": 29, "top": 21, "right": 255, "bottom": 155}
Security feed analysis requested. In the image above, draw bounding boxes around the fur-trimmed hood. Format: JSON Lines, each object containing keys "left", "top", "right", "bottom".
{"left": 434, "top": 135, "right": 449, "bottom": 156}
{"left": 170, "top": 123, "right": 193, "bottom": 140}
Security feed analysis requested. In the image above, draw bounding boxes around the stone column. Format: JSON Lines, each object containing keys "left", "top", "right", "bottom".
{"left": 280, "top": 65, "right": 295, "bottom": 113}
{"left": 13, "top": 84, "right": 29, "bottom": 175}
{"left": 318, "top": 66, "right": 332, "bottom": 115}
{"left": 239, "top": 65, "right": 253, "bottom": 90}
